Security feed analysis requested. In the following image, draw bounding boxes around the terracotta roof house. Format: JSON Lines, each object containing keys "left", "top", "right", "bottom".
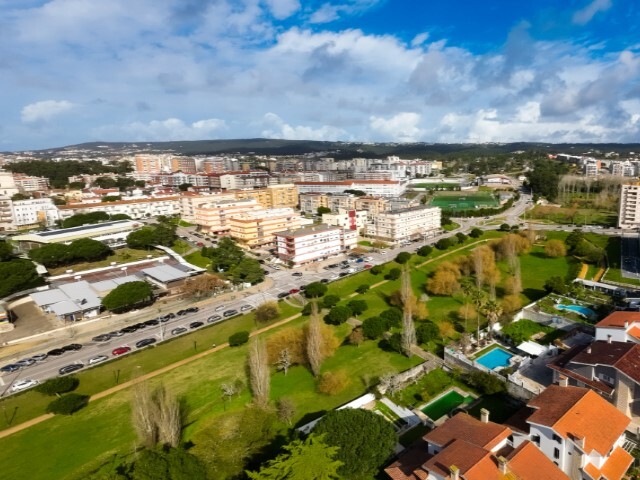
{"left": 594, "top": 311, "right": 640, "bottom": 343}
{"left": 505, "top": 385, "right": 632, "bottom": 480}
{"left": 385, "top": 410, "right": 569, "bottom": 480}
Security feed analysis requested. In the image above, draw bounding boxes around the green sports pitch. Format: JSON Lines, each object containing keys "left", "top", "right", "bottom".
{"left": 428, "top": 192, "right": 500, "bottom": 211}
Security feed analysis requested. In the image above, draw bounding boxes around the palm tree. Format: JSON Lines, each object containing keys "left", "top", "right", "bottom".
{"left": 470, "top": 288, "right": 487, "bottom": 347}
{"left": 482, "top": 299, "right": 503, "bottom": 340}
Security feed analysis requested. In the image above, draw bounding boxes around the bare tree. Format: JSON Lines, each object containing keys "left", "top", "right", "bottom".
{"left": 306, "top": 301, "right": 323, "bottom": 377}
{"left": 400, "top": 265, "right": 416, "bottom": 356}
{"left": 276, "top": 348, "right": 291, "bottom": 375}
{"left": 276, "top": 397, "right": 296, "bottom": 426}
{"left": 154, "top": 384, "right": 181, "bottom": 448}
{"left": 248, "top": 337, "right": 270, "bottom": 407}
{"left": 379, "top": 372, "right": 402, "bottom": 395}
{"left": 131, "top": 380, "right": 158, "bottom": 448}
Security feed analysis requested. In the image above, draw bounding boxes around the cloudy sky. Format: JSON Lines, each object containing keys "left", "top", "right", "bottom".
{"left": 1, "top": 0, "right": 639, "bottom": 150}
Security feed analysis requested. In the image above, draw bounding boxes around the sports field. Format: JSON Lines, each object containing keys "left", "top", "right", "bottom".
{"left": 428, "top": 192, "right": 500, "bottom": 211}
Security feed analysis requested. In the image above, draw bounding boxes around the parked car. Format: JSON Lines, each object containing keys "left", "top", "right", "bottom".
{"left": 176, "top": 310, "right": 187, "bottom": 316}
{"left": 185, "top": 307, "right": 200, "bottom": 314}
{"left": 62, "top": 343, "right": 82, "bottom": 352}
{"left": 0, "top": 364, "right": 20, "bottom": 373}
{"left": 112, "top": 346, "right": 131, "bottom": 356}
{"left": 223, "top": 309, "right": 238, "bottom": 318}
{"left": 364, "top": 256, "right": 373, "bottom": 261}
{"left": 47, "top": 348, "right": 66, "bottom": 357}
{"left": 189, "top": 321, "right": 204, "bottom": 329}
{"left": 31, "top": 353, "right": 48, "bottom": 362}
{"left": 92, "top": 334, "right": 112, "bottom": 342}
{"left": 339, "top": 272, "right": 349, "bottom": 277}
{"left": 292, "top": 272, "right": 303, "bottom": 277}
{"left": 59, "top": 363, "right": 83, "bottom": 375}
{"left": 289, "top": 289, "right": 300, "bottom": 295}
{"left": 277, "top": 292, "right": 289, "bottom": 299}
{"left": 11, "top": 379, "right": 38, "bottom": 392}
{"left": 329, "top": 274, "right": 340, "bottom": 280}
{"left": 135, "top": 338, "right": 157, "bottom": 348}
{"left": 240, "top": 305, "right": 252, "bottom": 312}
{"left": 16, "top": 358, "right": 36, "bottom": 367}
{"left": 214, "top": 305, "right": 226, "bottom": 311}
{"left": 207, "top": 315, "right": 222, "bottom": 323}
{"left": 144, "top": 318, "right": 159, "bottom": 326}
{"left": 320, "top": 278, "right": 330, "bottom": 284}
{"left": 88, "top": 355, "right": 109, "bottom": 365}
{"left": 355, "top": 258, "right": 364, "bottom": 263}
{"left": 380, "top": 250, "right": 387, "bottom": 255}
{"left": 109, "top": 330, "right": 125, "bottom": 337}
{"left": 299, "top": 284, "right": 307, "bottom": 291}
{"left": 364, "top": 264, "right": 373, "bottom": 269}
{"left": 133, "top": 322, "right": 146, "bottom": 329}
{"left": 171, "top": 327, "right": 187, "bottom": 335}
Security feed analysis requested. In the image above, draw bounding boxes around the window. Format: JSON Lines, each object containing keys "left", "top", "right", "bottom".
{"left": 554, "top": 448, "right": 560, "bottom": 460}
{"left": 553, "top": 434, "right": 561, "bottom": 443}
{"left": 532, "top": 435, "right": 540, "bottom": 445}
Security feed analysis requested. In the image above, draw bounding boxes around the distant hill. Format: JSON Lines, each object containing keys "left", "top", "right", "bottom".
{"left": 6, "top": 138, "right": 640, "bottom": 159}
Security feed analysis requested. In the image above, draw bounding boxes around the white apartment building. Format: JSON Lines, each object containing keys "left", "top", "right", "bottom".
{"left": 229, "top": 208, "right": 302, "bottom": 248}
{"left": 57, "top": 197, "right": 181, "bottom": 221}
{"left": 0, "top": 170, "right": 19, "bottom": 197}
{"left": 618, "top": 184, "right": 640, "bottom": 228}
{"left": 0, "top": 197, "right": 13, "bottom": 231}
{"left": 13, "top": 173, "right": 50, "bottom": 192}
{"left": 214, "top": 172, "right": 278, "bottom": 190}
{"left": 194, "top": 198, "right": 262, "bottom": 234}
{"left": 299, "top": 193, "right": 357, "bottom": 214}
{"left": 179, "top": 192, "right": 236, "bottom": 223}
{"left": 295, "top": 180, "right": 406, "bottom": 197}
{"left": 321, "top": 209, "right": 368, "bottom": 232}
{"left": 274, "top": 225, "right": 357, "bottom": 266}
{"left": 12, "top": 198, "right": 59, "bottom": 228}
{"left": 366, "top": 206, "right": 441, "bottom": 243}
{"left": 583, "top": 159, "right": 600, "bottom": 177}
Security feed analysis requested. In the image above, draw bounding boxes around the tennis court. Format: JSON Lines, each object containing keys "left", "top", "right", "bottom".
{"left": 428, "top": 192, "right": 500, "bottom": 211}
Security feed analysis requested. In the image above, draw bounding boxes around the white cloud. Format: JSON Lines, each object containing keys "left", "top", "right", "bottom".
{"left": 411, "top": 32, "right": 429, "bottom": 47}
{"left": 263, "top": 0, "right": 300, "bottom": 19}
{"left": 369, "top": 112, "right": 424, "bottom": 142}
{"left": 21, "top": 100, "right": 74, "bottom": 123}
{"left": 572, "top": 0, "right": 612, "bottom": 25}
{"left": 261, "top": 112, "right": 349, "bottom": 141}
{"left": 516, "top": 102, "right": 541, "bottom": 123}
{"left": 309, "top": 3, "right": 340, "bottom": 23}
{"left": 95, "top": 117, "right": 227, "bottom": 141}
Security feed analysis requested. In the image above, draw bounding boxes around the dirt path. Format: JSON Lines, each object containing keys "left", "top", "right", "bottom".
{"left": 0, "top": 239, "right": 489, "bottom": 439}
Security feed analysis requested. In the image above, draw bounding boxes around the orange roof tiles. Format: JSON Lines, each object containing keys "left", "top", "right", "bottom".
{"left": 526, "top": 386, "right": 629, "bottom": 456}
{"left": 596, "top": 311, "right": 640, "bottom": 327}
{"left": 628, "top": 325, "right": 640, "bottom": 339}
{"left": 507, "top": 441, "right": 570, "bottom": 480}
{"left": 600, "top": 446, "right": 634, "bottom": 480}
{"left": 423, "top": 439, "right": 492, "bottom": 478}
{"left": 424, "top": 413, "right": 511, "bottom": 451}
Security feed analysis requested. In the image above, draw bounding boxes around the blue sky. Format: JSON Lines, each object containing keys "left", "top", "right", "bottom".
{"left": 0, "top": 0, "right": 639, "bottom": 150}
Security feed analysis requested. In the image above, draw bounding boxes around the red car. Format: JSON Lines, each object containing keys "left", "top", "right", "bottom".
{"left": 289, "top": 288, "right": 300, "bottom": 295}
{"left": 112, "top": 346, "right": 131, "bottom": 356}
{"left": 364, "top": 264, "right": 373, "bottom": 269}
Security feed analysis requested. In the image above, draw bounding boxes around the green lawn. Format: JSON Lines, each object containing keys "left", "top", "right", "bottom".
{"left": 170, "top": 239, "right": 192, "bottom": 255}
{"left": 601, "top": 236, "right": 640, "bottom": 287}
{"left": 183, "top": 250, "right": 211, "bottom": 268}
{"left": 47, "top": 248, "right": 163, "bottom": 275}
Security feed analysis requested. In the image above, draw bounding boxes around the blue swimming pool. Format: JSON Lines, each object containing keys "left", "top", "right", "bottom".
{"left": 476, "top": 347, "right": 514, "bottom": 370}
{"left": 555, "top": 304, "right": 596, "bottom": 318}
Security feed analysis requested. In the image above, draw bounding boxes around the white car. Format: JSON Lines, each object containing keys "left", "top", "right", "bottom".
{"left": 11, "top": 379, "right": 38, "bottom": 392}
{"left": 215, "top": 305, "right": 226, "bottom": 311}
{"left": 380, "top": 250, "right": 387, "bottom": 255}
{"left": 364, "top": 256, "right": 373, "bottom": 261}
{"left": 330, "top": 274, "right": 340, "bottom": 280}
{"left": 88, "top": 355, "right": 109, "bottom": 365}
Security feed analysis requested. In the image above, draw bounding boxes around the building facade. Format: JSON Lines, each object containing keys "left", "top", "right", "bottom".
{"left": 194, "top": 198, "right": 262, "bottom": 234}
{"left": 295, "top": 180, "right": 407, "bottom": 197}
{"left": 274, "top": 225, "right": 357, "bottom": 266}
{"left": 57, "top": 197, "right": 181, "bottom": 220}
{"left": 618, "top": 184, "right": 640, "bottom": 229}
{"left": 321, "top": 209, "right": 368, "bottom": 231}
{"left": 233, "top": 184, "right": 299, "bottom": 209}
{"left": 229, "top": 208, "right": 302, "bottom": 248}
{"left": 366, "top": 206, "right": 441, "bottom": 243}
{"left": 12, "top": 198, "right": 59, "bottom": 228}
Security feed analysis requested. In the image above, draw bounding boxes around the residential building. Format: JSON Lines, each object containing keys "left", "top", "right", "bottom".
{"left": 170, "top": 156, "right": 196, "bottom": 174}
{"left": 57, "top": 197, "right": 181, "bottom": 221}
{"left": 594, "top": 311, "right": 640, "bottom": 343}
{"left": 583, "top": 159, "right": 601, "bottom": 177}
{"left": 295, "top": 179, "right": 407, "bottom": 197}
{"left": 506, "top": 385, "right": 632, "bottom": 480}
{"left": 134, "top": 154, "right": 172, "bottom": 173}
{"left": 12, "top": 198, "right": 59, "bottom": 228}
{"left": 0, "top": 196, "right": 13, "bottom": 231}
{"left": 354, "top": 196, "right": 389, "bottom": 220}
{"left": 229, "top": 208, "right": 302, "bottom": 248}
{"left": 366, "top": 206, "right": 441, "bottom": 243}
{"left": 321, "top": 209, "right": 368, "bottom": 231}
{"left": 298, "top": 193, "right": 357, "bottom": 214}
{"left": 618, "top": 184, "right": 640, "bottom": 228}
{"left": 548, "top": 340, "right": 640, "bottom": 423}
{"left": 274, "top": 225, "right": 357, "bottom": 266}
{"left": 0, "top": 170, "right": 19, "bottom": 197}
{"left": 12, "top": 173, "right": 50, "bottom": 192}
{"left": 479, "top": 174, "right": 514, "bottom": 187}
{"left": 385, "top": 411, "right": 569, "bottom": 480}
{"left": 208, "top": 171, "right": 277, "bottom": 190}
{"left": 194, "top": 198, "right": 262, "bottom": 234}
{"left": 179, "top": 192, "right": 236, "bottom": 223}
{"left": 233, "top": 184, "right": 299, "bottom": 209}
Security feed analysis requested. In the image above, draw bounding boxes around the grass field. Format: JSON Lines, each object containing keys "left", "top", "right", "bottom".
{"left": 411, "top": 182, "right": 461, "bottom": 190}
{"left": 428, "top": 192, "right": 500, "bottom": 211}
{"left": 526, "top": 205, "right": 617, "bottom": 227}
{"left": 183, "top": 250, "right": 211, "bottom": 268}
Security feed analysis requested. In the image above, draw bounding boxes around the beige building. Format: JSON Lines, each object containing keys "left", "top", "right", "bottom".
{"left": 321, "top": 209, "right": 368, "bottom": 232}
{"left": 234, "top": 184, "right": 298, "bottom": 209}
{"left": 275, "top": 224, "right": 357, "bottom": 266}
{"left": 229, "top": 208, "right": 301, "bottom": 248}
{"left": 194, "top": 198, "right": 261, "bottom": 234}
{"left": 57, "top": 196, "right": 181, "bottom": 220}
{"left": 354, "top": 196, "right": 389, "bottom": 219}
{"left": 299, "top": 193, "right": 357, "bottom": 214}
{"left": 179, "top": 192, "right": 236, "bottom": 223}
{"left": 618, "top": 183, "right": 640, "bottom": 229}
{"left": 170, "top": 156, "right": 197, "bottom": 174}
{"left": 13, "top": 173, "right": 50, "bottom": 192}
{"left": 366, "top": 205, "right": 441, "bottom": 243}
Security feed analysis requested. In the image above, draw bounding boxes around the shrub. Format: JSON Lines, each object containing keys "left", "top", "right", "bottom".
{"left": 347, "top": 299, "right": 368, "bottom": 316}
{"left": 380, "top": 308, "right": 402, "bottom": 328}
{"left": 301, "top": 302, "right": 313, "bottom": 316}
{"left": 469, "top": 228, "right": 483, "bottom": 238}
{"left": 464, "top": 371, "right": 506, "bottom": 395}
{"left": 385, "top": 268, "right": 401, "bottom": 280}
{"left": 544, "top": 276, "right": 568, "bottom": 295}
{"left": 318, "top": 371, "right": 350, "bottom": 396}
{"left": 499, "top": 223, "right": 511, "bottom": 231}
{"left": 416, "top": 321, "right": 439, "bottom": 344}
{"left": 544, "top": 239, "right": 567, "bottom": 258}
{"left": 229, "top": 331, "right": 250, "bottom": 346}
{"left": 417, "top": 245, "right": 433, "bottom": 257}
{"left": 35, "top": 376, "right": 79, "bottom": 396}
{"left": 455, "top": 232, "right": 467, "bottom": 243}
{"left": 362, "top": 316, "right": 387, "bottom": 339}
{"left": 355, "top": 284, "right": 370, "bottom": 294}
{"left": 254, "top": 301, "right": 280, "bottom": 323}
{"left": 370, "top": 265, "right": 384, "bottom": 275}
{"left": 381, "top": 332, "right": 402, "bottom": 353}
{"left": 395, "top": 252, "right": 411, "bottom": 264}
{"left": 46, "top": 393, "right": 89, "bottom": 415}
{"left": 435, "top": 238, "right": 451, "bottom": 250}
{"left": 324, "top": 306, "right": 352, "bottom": 325}
{"left": 322, "top": 294, "right": 341, "bottom": 309}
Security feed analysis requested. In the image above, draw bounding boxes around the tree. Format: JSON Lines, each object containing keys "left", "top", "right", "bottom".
{"left": 348, "top": 326, "right": 364, "bottom": 346}
{"left": 416, "top": 321, "right": 439, "bottom": 344}
{"left": 255, "top": 301, "right": 280, "bottom": 323}
{"left": 246, "top": 434, "right": 342, "bottom": 480}
{"left": 248, "top": 338, "right": 270, "bottom": 407}
{"left": 126, "top": 227, "right": 159, "bottom": 250}
{"left": 369, "top": 265, "right": 384, "bottom": 275}
{"left": 28, "top": 243, "right": 74, "bottom": 267}
{"left": 464, "top": 371, "right": 506, "bottom": 395}
{"left": 427, "top": 270, "right": 460, "bottom": 295}
{"left": 0, "top": 259, "right": 42, "bottom": 297}
{"left": 227, "top": 257, "right": 264, "bottom": 284}
{"left": 267, "top": 327, "right": 305, "bottom": 365}
{"left": 362, "top": 316, "right": 388, "bottom": 339}
{"left": 69, "top": 238, "right": 111, "bottom": 262}
{"left": 318, "top": 370, "right": 349, "bottom": 395}
{"left": 499, "top": 223, "right": 511, "bottom": 231}
{"left": 0, "top": 241, "right": 13, "bottom": 261}
{"left": 11, "top": 193, "right": 29, "bottom": 201}
{"left": 304, "top": 282, "right": 328, "bottom": 299}
{"left": 322, "top": 294, "right": 340, "bottom": 309}
{"left": 545, "top": 239, "right": 567, "bottom": 258}
{"left": 178, "top": 183, "right": 192, "bottom": 192}
{"left": 317, "top": 206, "right": 332, "bottom": 215}
{"left": 565, "top": 229, "right": 584, "bottom": 252}
{"left": 68, "top": 181, "right": 85, "bottom": 189}
{"left": 501, "top": 294, "right": 522, "bottom": 314}
{"left": 385, "top": 268, "right": 401, "bottom": 280}
{"left": 131, "top": 382, "right": 182, "bottom": 449}
{"left": 355, "top": 284, "right": 370, "bottom": 294}
{"left": 400, "top": 266, "right": 416, "bottom": 356}
{"left": 324, "top": 305, "right": 352, "bottom": 325}
{"left": 395, "top": 252, "right": 411, "bottom": 264}
{"left": 229, "top": 331, "right": 250, "bottom": 346}
{"left": 347, "top": 299, "right": 368, "bottom": 316}
{"left": 46, "top": 393, "right": 89, "bottom": 415}
{"left": 380, "top": 308, "right": 403, "bottom": 328}
{"left": 417, "top": 245, "right": 433, "bottom": 257}
{"left": 131, "top": 447, "right": 207, "bottom": 480}
{"left": 435, "top": 238, "right": 452, "bottom": 250}
{"left": 202, "top": 237, "right": 245, "bottom": 272}
{"left": 93, "top": 176, "right": 117, "bottom": 188}
{"left": 544, "top": 276, "right": 568, "bottom": 294}
{"left": 35, "top": 376, "right": 79, "bottom": 396}
{"left": 61, "top": 211, "right": 110, "bottom": 228}
{"left": 180, "top": 274, "right": 226, "bottom": 299}
{"left": 276, "top": 397, "right": 296, "bottom": 426}
{"left": 469, "top": 228, "right": 483, "bottom": 238}
{"left": 483, "top": 299, "right": 503, "bottom": 337}
{"left": 102, "top": 195, "right": 122, "bottom": 202}
{"left": 306, "top": 302, "right": 323, "bottom": 377}
{"left": 456, "top": 232, "right": 467, "bottom": 243}
{"left": 314, "top": 408, "right": 396, "bottom": 480}
{"left": 102, "top": 281, "right": 153, "bottom": 312}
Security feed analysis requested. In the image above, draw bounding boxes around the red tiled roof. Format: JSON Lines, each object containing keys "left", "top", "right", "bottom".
{"left": 507, "top": 441, "right": 570, "bottom": 480}
{"left": 295, "top": 180, "right": 401, "bottom": 185}
{"left": 596, "top": 311, "right": 640, "bottom": 327}
{"left": 628, "top": 325, "right": 640, "bottom": 339}
{"left": 600, "top": 446, "right": 634, "bottom": 480}
{"left": 422, "top": 439, "right": 491, "bottom": 479}
{"left": 424, "top": 413, "right": 511, "bottom": 451}
{"left": 526, "top": 386, "right": 629, "bottom": 456}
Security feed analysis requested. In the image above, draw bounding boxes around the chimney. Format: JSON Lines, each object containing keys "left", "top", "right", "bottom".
{"left": 575, "top": 436, "right": 585, "bottom": 449}
{"left": 625, "top": 320, "right": 629, "bottom": 329}
{"left": 497, "top": 456, "right": 508, "bottom": 474}
{"left": 586, "top": 346, "right": 592, "bottom": 354}
{"left": 559, "top": 375, "right": 568, "bottom": 387}
{"left": 449, "top": 465, "right": 460, "bottom": 480}
{"left": 608, "top": 335, "right": 612, "bottom": 344}
{"left": 480, "top": 408, "right": 490, "bottom": 423}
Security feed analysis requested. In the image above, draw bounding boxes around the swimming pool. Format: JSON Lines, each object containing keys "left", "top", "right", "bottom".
{"left": 421, "top": 390, "right": 474, "bottom": 421}
{"left": 475, "top": 347, "right": 514, "bottom": 370}
{"left": 555, "top": 304, "right": 596, "bottom": 319}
